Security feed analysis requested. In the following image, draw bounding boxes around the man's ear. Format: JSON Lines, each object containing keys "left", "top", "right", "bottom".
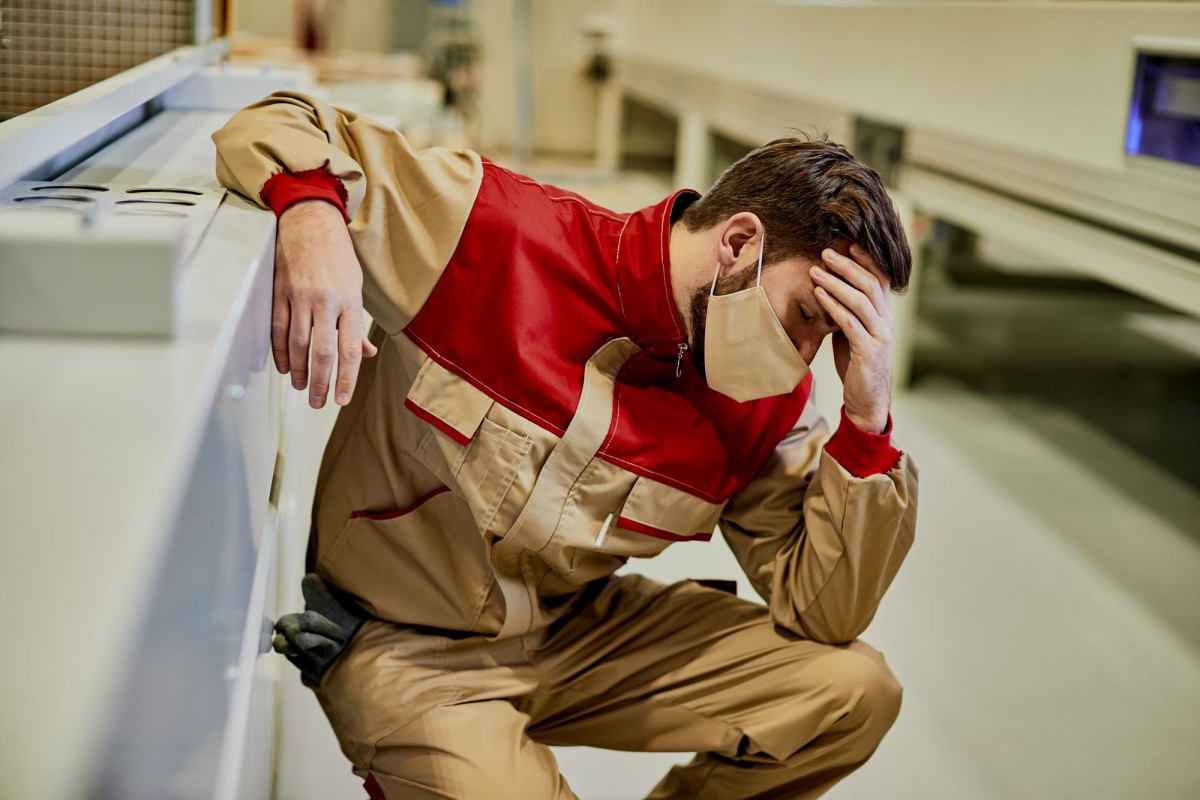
{"left": 716, "top": 212, "right": 763, "bottom": 268}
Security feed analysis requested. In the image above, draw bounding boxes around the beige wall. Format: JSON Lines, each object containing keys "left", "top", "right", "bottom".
{"left": 327, "top": 0, "right": 393, "bottom": 54}
{"left": 240, "top": 0, "right": 1200, "bottom": 169}
{"left": 237, "top": 0, "right": 393, "bottom": 53}
{"left": 474, "top": 0, "right": 615, "bottom": 157}
{"left": 236, "top": 0, "right": 295, "bottom": 42}
{"left": 474, "top": 0, "right": 518, "bottom": 153}
{"left": 531, "top": 0, "right": 613, "bottom": 155}
{"left": 612, "top": 1, "right": 1200, "bottom": 172}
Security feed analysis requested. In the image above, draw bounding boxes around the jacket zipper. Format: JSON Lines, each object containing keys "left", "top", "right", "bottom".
{"left": 675, "top": 342, "right": 689, "bottom": 378}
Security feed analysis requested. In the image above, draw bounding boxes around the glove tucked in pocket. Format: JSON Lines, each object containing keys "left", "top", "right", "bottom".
{"left": 273, "top": 573, "right": 367, "bottom": 686}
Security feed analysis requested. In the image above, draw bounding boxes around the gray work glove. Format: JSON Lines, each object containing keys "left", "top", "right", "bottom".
{"left": 273, "top": 573, "right": 367, "bottom": 686}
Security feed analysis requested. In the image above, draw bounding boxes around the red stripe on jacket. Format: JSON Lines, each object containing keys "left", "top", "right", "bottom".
{"left": 350, "top": 486, "right": 452, "bottom": 521}
{"left": 617, "top": 516, "right": 714, "bottom": 543}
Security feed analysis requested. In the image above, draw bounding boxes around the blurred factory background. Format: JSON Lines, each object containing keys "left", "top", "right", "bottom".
{"left": 1, "top": 2, "right": 1198, "bottom": 798}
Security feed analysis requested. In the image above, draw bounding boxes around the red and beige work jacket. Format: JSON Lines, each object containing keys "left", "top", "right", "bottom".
{"left": 213, "top": 92, "right": 918, "bottom": 645}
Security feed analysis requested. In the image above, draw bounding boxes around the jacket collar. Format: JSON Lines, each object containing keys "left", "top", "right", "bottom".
{"left": 614, "top": 189, "right": 701, "bottom": 361}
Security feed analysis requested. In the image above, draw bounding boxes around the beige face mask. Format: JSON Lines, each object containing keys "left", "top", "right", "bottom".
{"left": 703, "top": 234, "right": 809, "bottom": 402}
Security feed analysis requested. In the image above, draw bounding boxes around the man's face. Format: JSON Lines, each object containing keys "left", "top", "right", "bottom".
{"left": 687, "top": 249, "right": 851, "bottom": 377}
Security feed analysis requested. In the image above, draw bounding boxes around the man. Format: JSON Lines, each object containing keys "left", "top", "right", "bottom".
{"left": 213, "top": 91, "right": 917, "bottom": 800}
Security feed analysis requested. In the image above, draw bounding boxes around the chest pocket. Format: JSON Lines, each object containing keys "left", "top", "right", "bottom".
{"left": 545, "top": 461, "right": 728, "bottom": 588}
{"left": 406, "top": 358, "right": 533, "bottom": 538}
{"left": 612, "top": 473, "right": 725, "bottom": 546}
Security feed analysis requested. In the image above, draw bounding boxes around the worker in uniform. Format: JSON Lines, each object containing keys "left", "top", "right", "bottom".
{"left": 213, "top": 91, "right": 918, "bottom": 800}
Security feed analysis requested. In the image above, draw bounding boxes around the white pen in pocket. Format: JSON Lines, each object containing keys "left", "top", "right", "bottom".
{"left": 595, "top": 512, "right": 615, "bottom": 548}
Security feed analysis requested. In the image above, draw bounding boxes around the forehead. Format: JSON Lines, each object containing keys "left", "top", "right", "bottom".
{"left": 768, "top": 250, "right": 890, "bottom": 288}
{"left": 762, "top": 254, "right": 822, "bottom": 286}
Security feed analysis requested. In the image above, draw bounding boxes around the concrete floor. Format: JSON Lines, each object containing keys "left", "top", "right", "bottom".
{"left": 275, "top": 164, "right": 1200, "bottom": 800}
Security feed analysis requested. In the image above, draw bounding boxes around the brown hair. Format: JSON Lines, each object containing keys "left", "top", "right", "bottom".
{"left": 681, "top": 136, "right": 912, "bottom": 290}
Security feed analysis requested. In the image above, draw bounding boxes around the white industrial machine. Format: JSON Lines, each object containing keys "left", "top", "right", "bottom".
{"left": 0, "top": 45, "right": 313, "bottom": 800}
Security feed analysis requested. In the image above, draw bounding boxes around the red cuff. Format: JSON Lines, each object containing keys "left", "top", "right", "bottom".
{"left": 824, "top": 406, "right": 902, "bottom": 478}
{"left": 260, "top": 167, "right": 349, "bottom": 223}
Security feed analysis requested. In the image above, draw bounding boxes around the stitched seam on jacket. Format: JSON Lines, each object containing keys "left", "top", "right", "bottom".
{"left": 499, "top": 168, "right": 625, "bottom": 223}
{"left": 613, "top": 213, "right": 633, "bottom": 326}
{"left": 475, "top": 428, "right": 532, "bottom": 535}
{"left": 658, "top": 196, "right": 683, "bottom": 342}
{"left": 601, "top": 381, "right": 624, "bottom": 452}
{"left": 413, "top": 429, "right": 459, "bottom": 492}
{"left": 542, "top": 458, "right": 603, "bottom": 556}
{"left": 316, "top": 516, "right": 356, "bottom": 573}
{"left": 465, "top": 426, "right": 506, "bottom": 508}
{"left": 545, "top": 192, "right": 626, "bottom": 223}
{"left": 600, "top": 453, "right": 724, "bottom": 505}
{"left": 467, "top": 572, "right": 497, "bottom": 630}
{"left": 448, "top": 431, "right": 469, "bottom": 473}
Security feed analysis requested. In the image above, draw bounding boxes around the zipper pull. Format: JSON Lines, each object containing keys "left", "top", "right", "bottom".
{"left": 675, "top": 342, "right": 689, "bottom": 378}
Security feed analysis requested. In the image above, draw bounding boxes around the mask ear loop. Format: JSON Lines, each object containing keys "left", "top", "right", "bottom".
{"left": 710, "top": 230, "right": 766, "bottom": 297}
{"left": 755, "top": 231, "right": 766, "bottom": 287}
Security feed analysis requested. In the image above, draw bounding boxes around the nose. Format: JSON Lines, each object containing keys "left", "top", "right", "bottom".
{"left": 798, "top": 336, "right": 824, "bottom": 365}
{"left": 795, "top": 323, "right": 839, "bottom": 364}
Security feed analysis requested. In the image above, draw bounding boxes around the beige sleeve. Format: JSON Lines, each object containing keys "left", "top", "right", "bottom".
{"left": 211, "top": 90, "right": 483, "bottom": 333}
{"left": 720, "top": 399, "right": 918, "bottom": 645}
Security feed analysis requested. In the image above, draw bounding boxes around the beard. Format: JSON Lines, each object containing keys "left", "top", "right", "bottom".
{"left": 686, "top": 264, "right": 761, "bottom": 379}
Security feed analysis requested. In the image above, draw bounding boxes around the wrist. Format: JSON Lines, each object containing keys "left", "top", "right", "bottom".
{"left": 824, "top": 406, "right": 901, "bottom": 478}
{"left": 261, "top": 168, "right": 349, "bottom": 223}
{"left": 844, "top": 408, "right": 888, "bottom": 435}
{"left": 280, "top": 198, "right": 344, "bottom": 226}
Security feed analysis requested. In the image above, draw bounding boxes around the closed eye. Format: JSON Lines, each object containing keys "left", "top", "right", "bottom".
{"left": 799, "top": 301, "right": 838, "bottom": 330}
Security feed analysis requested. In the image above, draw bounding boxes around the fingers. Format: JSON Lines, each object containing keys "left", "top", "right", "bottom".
{"left": 275, "top": 610, "right": 345, "bottom": 644}
{"left": 849, "top": 242, "right": 886, "bottom": 282}
{"left": 272, "top": 633, "right": 299, "bottom": 657}
{"left": 811, "top": 264, "right": 888, "bottom": 341}
{"left": 288, "top": 304, "right": 312, "bottom": 391}
{"left": 334, "top": 310, "right": 365, "bottom": 406}
{"left": 297, "top": 610, "right": 347, "bottom": 641}
{"left": 820, "top": 247, "right": 891, "bottom": 319}
{"left": 308, "top": 311, "right": 338, "bottom": 408}
{"left": 814, "top": 284, "right": 870, "bottom": 345}
{"left": 293, "top": 631, "right": 339, "bottom": 659}
{"left": 271, "top": 296, "right": 291, "bottom": 375}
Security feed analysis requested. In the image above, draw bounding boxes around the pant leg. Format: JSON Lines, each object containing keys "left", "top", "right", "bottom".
{"left": 312, "top": 619, "right": 578, "bottom": 800}
{"left": 521, "top": 574, "right": 903, "bottom": 800}
{"left": 365, "top": 701, "right": 578, "bottom": 800}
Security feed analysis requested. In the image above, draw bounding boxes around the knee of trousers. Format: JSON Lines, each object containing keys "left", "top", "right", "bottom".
{"left": 819, "top": 643, "right": 904, "bottom": 748}
{"left": 740, "top": 642, "right": 904, "bottom": 764}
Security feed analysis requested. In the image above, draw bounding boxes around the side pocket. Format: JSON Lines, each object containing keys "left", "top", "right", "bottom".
{"left": 319, "top": 488, "right": 502, "bottom": 632}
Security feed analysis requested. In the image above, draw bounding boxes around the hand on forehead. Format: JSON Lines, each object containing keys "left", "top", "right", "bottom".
{"left": 824, "top": 240, "right": 891, "bottom": 292}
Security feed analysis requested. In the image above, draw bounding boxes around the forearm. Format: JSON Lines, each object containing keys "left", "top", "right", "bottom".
{"left": 765, "top": 450, "right": 917, "bottom": 644}
{"left": 213, "top": 91, "right": 484, "bottom": 334}
{"left": 722, "top": 405, "right": 917, "bottom": 645}
{"left": 212, "top": 91, "right": 368, "bottom": 219}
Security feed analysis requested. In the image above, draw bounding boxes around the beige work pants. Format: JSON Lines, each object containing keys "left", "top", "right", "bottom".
{"left": 315, "top": 574, "right": 902, "bottom": 800}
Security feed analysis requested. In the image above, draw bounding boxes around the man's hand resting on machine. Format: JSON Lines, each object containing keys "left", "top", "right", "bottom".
{"left": 274, "top": 199, "right": 377, "bottom": 408}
